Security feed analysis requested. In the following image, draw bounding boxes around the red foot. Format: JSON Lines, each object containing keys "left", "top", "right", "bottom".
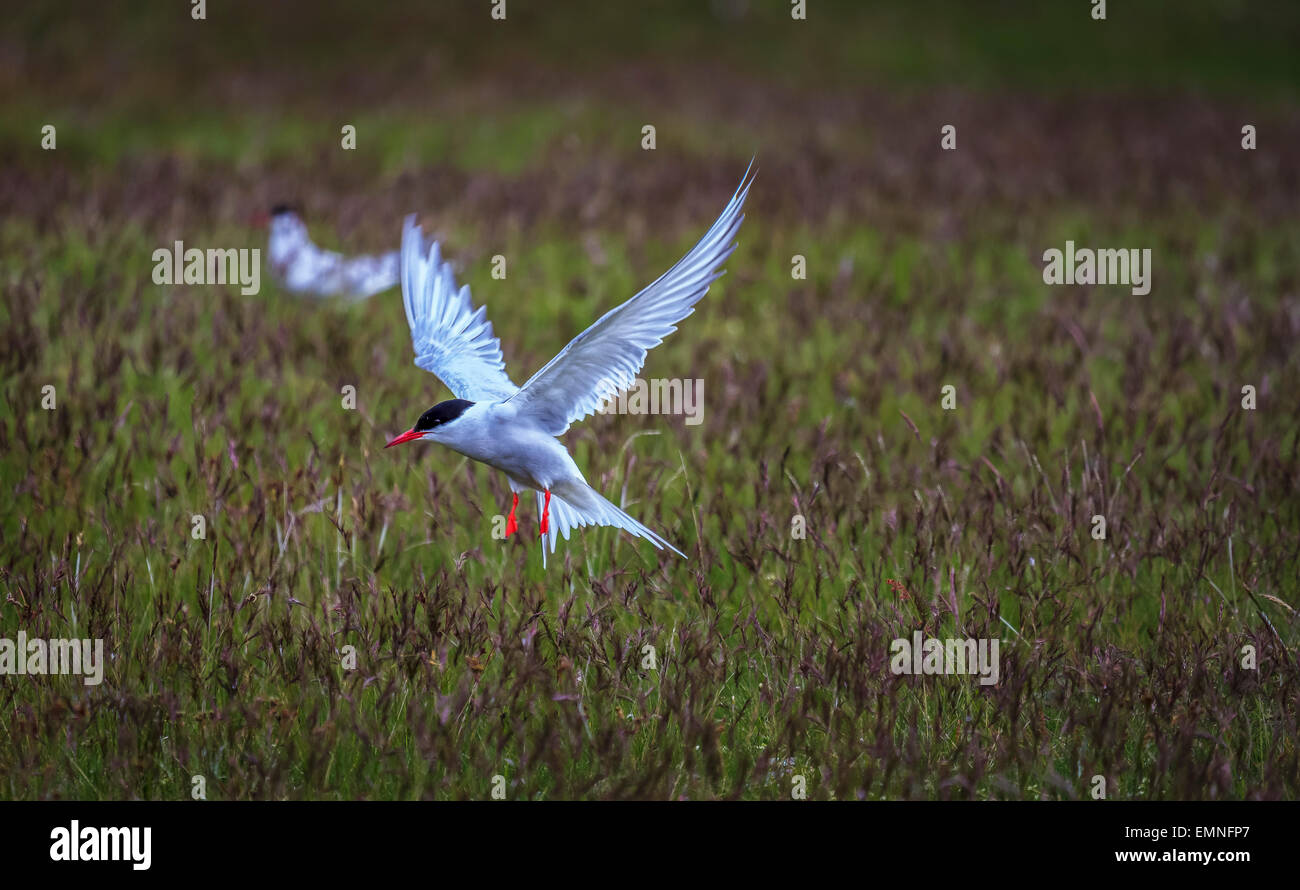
{"left": 538, "top": 489, "right": 551, "bottom": 536}
{"left": 505, "top": 493, "right": 518, "bottom": 537}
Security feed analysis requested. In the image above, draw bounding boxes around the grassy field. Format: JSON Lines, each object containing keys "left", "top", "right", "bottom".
{"left": 2, "top": 1, "right": 1299, "bottom": 799}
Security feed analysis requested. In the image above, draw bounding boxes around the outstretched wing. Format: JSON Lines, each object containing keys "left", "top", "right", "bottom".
{"left": 505, "top": 162, "right": 754, "bottom": 435}
{"left": 400, "top": 216, "right": 519, "bottom": 402}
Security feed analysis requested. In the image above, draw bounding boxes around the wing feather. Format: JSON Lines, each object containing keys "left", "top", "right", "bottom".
{"left": 505, "top": 162, "right": 754, "bottom": 434}
{"left": 400, "top": 216, "right": 518, "bottom": 402}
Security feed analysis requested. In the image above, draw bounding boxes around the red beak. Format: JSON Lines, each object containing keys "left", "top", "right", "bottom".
{"left": 249, "top": 211, "right": 270, "bottom": 228}
{"left": 385, "top": 429, "right": 425, "bottom": 448}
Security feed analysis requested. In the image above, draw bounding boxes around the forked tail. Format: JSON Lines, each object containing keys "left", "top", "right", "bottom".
{"left": 536, "top": 481, "right": 685, "bottom": 567}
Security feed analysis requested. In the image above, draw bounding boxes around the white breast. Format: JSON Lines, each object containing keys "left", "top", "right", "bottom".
{"left": 434, "top": 403, "right": 582, "bottom": 491}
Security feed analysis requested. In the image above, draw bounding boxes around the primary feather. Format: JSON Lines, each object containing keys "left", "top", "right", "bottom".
{"left": 505, "top": 160, "right": 755, "bottom": 435}
{"left": 400, "top": 216, "right": 520, "bottom": 403}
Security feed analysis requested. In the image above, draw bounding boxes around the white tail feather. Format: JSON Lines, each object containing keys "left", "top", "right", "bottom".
{"left": 535, "top": 482, "right": 685, "bottom": 567}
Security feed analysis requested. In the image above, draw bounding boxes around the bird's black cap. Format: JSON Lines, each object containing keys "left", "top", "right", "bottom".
{"left": 269, "top": 203, "right": 300, "bottom": 217}
{"left": 414, "top": 399, "right": 475, "bottom": 431}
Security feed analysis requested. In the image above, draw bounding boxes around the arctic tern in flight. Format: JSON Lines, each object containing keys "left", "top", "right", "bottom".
{"left": 385, "top": 163, "right": 754, "bottom": 566}
{"left": 258, "top": 205, "right": 401, "bottom": 299}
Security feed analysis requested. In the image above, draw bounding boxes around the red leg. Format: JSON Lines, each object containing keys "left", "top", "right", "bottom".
{"left": 505, "top": 493, "right": 518, "bottom": 537}
{"left": 538, "top": 489, "right": 551, "bottom": 536}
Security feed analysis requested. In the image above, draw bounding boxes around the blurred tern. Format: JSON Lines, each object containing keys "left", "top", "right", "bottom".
{"left": 258, "top": 205, "right": 400, "bottom": 299}
{"left": 385, "top": 163, "right": 755, "bottom": 566}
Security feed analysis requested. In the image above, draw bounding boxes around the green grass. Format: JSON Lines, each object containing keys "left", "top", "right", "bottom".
{"left": 4, "top": 197, "right": 1298, "bottom": 798}
{"left": 1, "top": 1, "right": 1298, "bottom": 800}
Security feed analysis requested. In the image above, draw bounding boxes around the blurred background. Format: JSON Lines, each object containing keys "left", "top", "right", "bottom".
{"left": 6, "top": 0, "right": 1298, "bottom": 230}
